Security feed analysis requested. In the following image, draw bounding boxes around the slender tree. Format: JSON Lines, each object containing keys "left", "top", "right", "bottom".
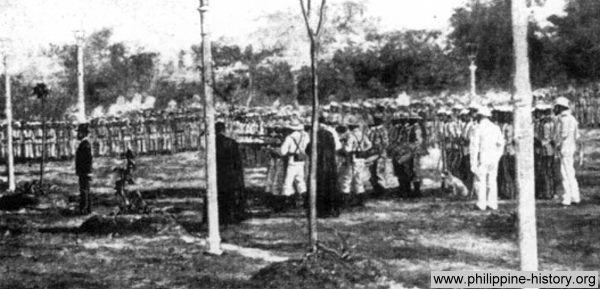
{"left": 299, "top": 0, "right": 326, "bottom": 253}
{"left": 511, "top": 0, "right": 538, "bottom": 272}
{"left": 199, "top": 0, "right": 222, "bottom": 255}
{"left": 2, "top": 45, "right": 15, "bottom": 192}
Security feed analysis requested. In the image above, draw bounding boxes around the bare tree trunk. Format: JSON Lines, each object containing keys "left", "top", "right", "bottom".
{"left": 199, "top": 0, "right": 222, "bottom": 256}
{"left": 511, "top": 0, "right": 538, "bottom": 272}
{"left": 4, "top": 55, "right": 15, "bottom": 192}
{"left": 300, "top": 0, "right": 326, "bottom": 253}
{"left": 307, "top": 38, "right": 319, "bottom": 253}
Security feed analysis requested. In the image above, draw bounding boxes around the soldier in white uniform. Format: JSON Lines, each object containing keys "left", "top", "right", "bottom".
{"left": 469, "top": 107, "right": 505, "bottom": 210}
{"left": 278, "top": 119, "right": 309, "bottom": 199}
{"left": 553, "top": 97, "right": 581, "bottom": 206}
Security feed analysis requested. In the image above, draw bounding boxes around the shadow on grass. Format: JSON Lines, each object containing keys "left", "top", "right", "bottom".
{"left": 245, "top": 240, "right": 307, "bottom": 252}
{"left": 393, "top": 270, "right": 431, "bottom": 289}
{"left": 1, "top": 271, "right": 109, "bottom": 289}
{"left": 183, "top": 275, "right": 252, "bottom": 289}
{"left": 389, "top": 242, "right": 508, "bottom": 265}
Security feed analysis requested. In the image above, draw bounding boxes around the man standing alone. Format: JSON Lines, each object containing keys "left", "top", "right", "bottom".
{"left": 75, "top": 123, "right": 93, "bottom": 215}
{"left": 469, "top": 107, "right": 505, "bottom": 210}
{"left": 554, "top": 97, "right": 581, "bottom": 206}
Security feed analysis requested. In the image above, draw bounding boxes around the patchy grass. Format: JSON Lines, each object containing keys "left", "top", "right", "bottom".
{"left": 0, "top": 131, "right": 600, "bottom": 288}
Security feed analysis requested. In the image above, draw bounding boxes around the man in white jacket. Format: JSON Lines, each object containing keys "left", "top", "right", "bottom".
{"left": 554, "top": 96, "right": 581, "bottom": 206}
{"left": 469, "top": 107, "right": 505, "bottom": 210}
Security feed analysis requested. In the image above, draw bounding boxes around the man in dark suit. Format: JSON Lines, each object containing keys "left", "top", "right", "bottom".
{"left": 76, "top": 123, "right": 93, "bottom": 214}
{"left": 215, "top": 122, "right": 246, "bottom": 224}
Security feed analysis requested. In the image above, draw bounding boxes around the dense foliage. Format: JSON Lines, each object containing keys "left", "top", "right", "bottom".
{"left": 1, "top": 0, "right": 599, "bottom": 119}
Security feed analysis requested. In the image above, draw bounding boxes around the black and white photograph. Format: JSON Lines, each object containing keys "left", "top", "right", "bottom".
{"left": 0, "top": 0, "right": 598, "bottom": 288}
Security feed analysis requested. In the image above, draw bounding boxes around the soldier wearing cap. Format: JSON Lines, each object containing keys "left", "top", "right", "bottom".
{"left": 458, "top": 108, "right": 474, "bottom": 192}
{"left": 277, "top": 119, "right": 309, "bottom": 207}
{"left": 190, "top": 116, "right": 200, "bottom": 150}
{"left": 68, "top": 121, "right": 78, "bottom": 158}
{"left": 469, "top": 106, "right": 505, "bottom": 210}
{"left": 339, "top": 115, "right": 372, "bottom": 206}
{"left": 447, "top": 104, "right": 462, "bottom": 176}
{"left": 367, "top": 111, "right": 390, "bottom": 197}
{"left": 46, "top": 121, "right": 57, "bottom": 159}
{"left": 436, "top": 108, "right": 450, "bottom": 172}
{"left": 147, "top": 117, "right": 159, "bottom": 154}
{"left": 96, "top": 119, "right": 109, "bottom": 156}
{"left": 33, "top": 122, "right": 43, "bottom": 159}
{"left": 174, "top": 114, "right": 185, "bottom": 152}
{"left": 553, "top": 96, "right": 581, "bottom": 206}
{"left": 0, "top": 123, "right": 6, "bottom": 159}
{"left": 12, "top": 121, "right": 22, "bottom": 160}
{"left": 75, "top": 122, "right": 93, "bottom": 214}
{"left": 23, "top": 123, "right": 35, "bottom": 160}
{"left": 390, "top": 115, "right": 425, "bottom": 198}
{"left": 110, "top": 119, "right": 123, "bottom": 156}
{"left": 496, "top": 106, "right": 516, "bottom": 199}
{"left": 55, "top": 122, "right": 65, "bottom": 159}
{"left": 121, "top": 118, "right": 133, "bottom": 153}
{"left": 534, "top": 104, "right": 557, "bottom": 199}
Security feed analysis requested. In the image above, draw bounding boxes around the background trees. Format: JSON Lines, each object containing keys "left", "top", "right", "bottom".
{"left": 2, "top": 0, "right": 600, "bottom": 120}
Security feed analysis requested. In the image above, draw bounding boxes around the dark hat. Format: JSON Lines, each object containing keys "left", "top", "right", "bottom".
{"left": 77, "top": 123, "right": 89, "bottom": 134}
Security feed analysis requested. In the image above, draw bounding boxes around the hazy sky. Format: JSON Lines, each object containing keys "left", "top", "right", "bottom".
{"left": 0, "top": 0, "right": 566, "bottom": 62}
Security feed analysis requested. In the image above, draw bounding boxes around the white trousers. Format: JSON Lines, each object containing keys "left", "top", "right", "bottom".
{"left": 340, "top": 159, "right": 367, "bottom": 194}
{"left": 560, "top": 153, "right": 580, "bottom": 205}
{"left": 475, "top": 162, "right": 499, "bottom": 210}
{"left": 283, "top": 162, "right": 306, "bottom": 196}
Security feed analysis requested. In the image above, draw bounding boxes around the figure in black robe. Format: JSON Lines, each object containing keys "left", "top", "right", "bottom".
{"left": 308, "top": 124, "right": 342, "bottom": 218}
{"left": 211, "top": 122, "right": 246, "bottom": 224}
{"left": 75, "top": 123, "right": 93, "bottom": 215}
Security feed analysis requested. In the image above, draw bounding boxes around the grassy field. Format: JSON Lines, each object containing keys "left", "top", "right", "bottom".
{"left": 0, "top": 131, "right": 599, "bottom": 289}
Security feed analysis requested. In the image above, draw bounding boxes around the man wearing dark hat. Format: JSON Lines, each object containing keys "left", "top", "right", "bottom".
{"left": 75, "top": 123, "right": 93, "bottom": 214}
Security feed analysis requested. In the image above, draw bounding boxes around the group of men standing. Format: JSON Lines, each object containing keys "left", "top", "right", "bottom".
{"left": 265, "top": 102, "right": 427, "bottom": 218}
{"left": 0, "top": 112, "right": 204, "bottom": 163}
{"left": 437, "top": 96, "right": 581, "bottom": 210}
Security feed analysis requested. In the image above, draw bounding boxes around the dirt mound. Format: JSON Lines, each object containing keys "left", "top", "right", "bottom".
{"left": 250, "top": 252, "right": 386, "bottom": 289}
{"left": 78, "top": 214, "right": 179, "bottom": 236}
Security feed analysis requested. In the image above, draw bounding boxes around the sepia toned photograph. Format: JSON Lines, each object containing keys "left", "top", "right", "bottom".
{"left": 0, "top": 0, "right": 598, "bottom": 288}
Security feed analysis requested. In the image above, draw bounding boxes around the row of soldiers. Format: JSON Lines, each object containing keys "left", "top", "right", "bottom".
{"left": 538, "top": 85, "right": 600, "bottom": 128}
{"left": 259, "top": 101, "right": 429, "bottom": 217}
{"left": 0, "top": 113, "right": 205, "bottom": 162}
{"left": 435, "top": 102, "right": 565, "bottom": 201}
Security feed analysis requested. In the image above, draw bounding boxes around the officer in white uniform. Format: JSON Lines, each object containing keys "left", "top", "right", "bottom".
{"left": 469, "top": 107, "right": 505, "bottom": 210}
{"left": 554, "top": 96, "right": 581, "bottom": 206}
